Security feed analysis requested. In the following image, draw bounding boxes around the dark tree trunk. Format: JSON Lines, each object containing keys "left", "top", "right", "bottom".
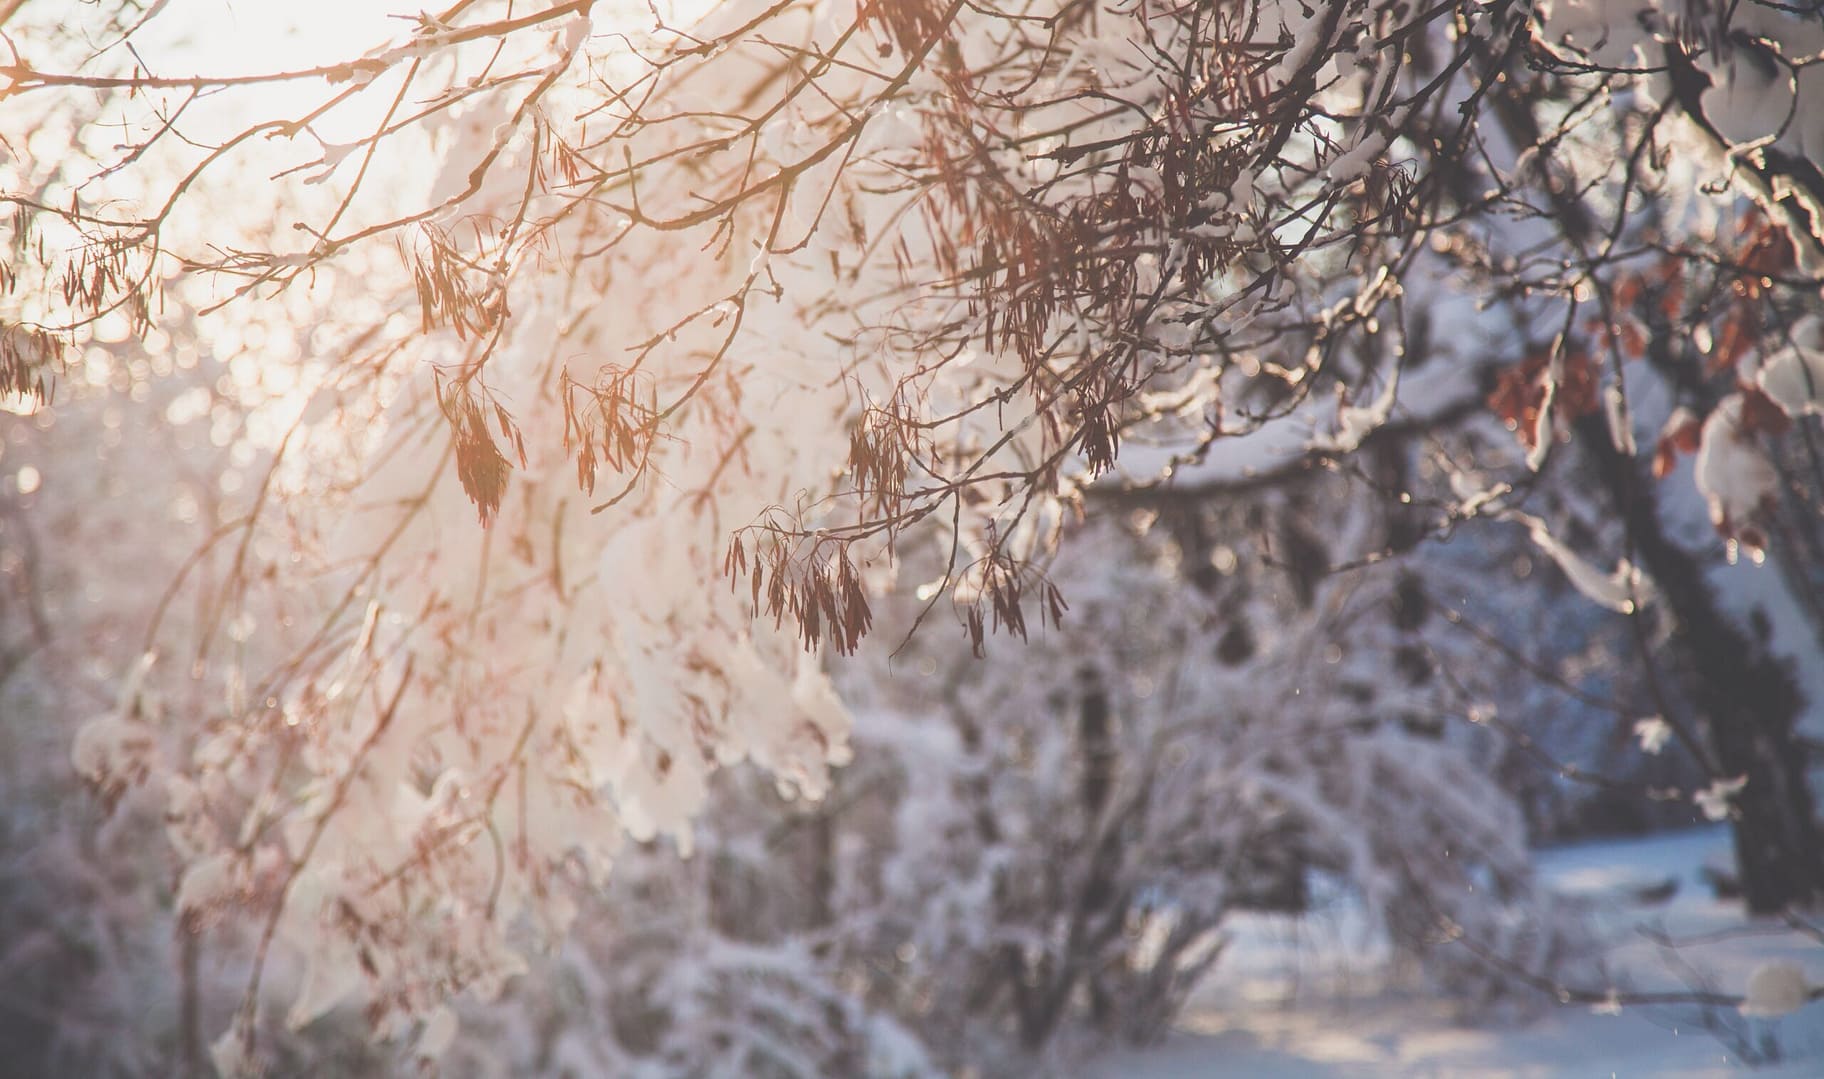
{"left": 808, "top": 807, "right": 834, "bottom": 929}
{"left": 1079, "top": 672, "right": 1116, "bottom": 1032}
{"left": 1079, "top": 671, "right": 1114, "bottom": 826}
{"left": 180, "top": 924, "right": 203, "bottom": 1077}
{"left": 1010, "top": 673, "right": 1129, "bottom": 1050}
{"left": 1577, "top": 416, "right": 1824, "bottom": 913}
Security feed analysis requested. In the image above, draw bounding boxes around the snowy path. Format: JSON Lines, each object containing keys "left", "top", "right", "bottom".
{"left": 1092, "top": 829, "right": 1824, "bottom": 1077}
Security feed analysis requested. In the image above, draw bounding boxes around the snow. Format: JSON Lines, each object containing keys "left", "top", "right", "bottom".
{"left": 1513, "top": 511, "right": 1652, "bottom": 615}
{"left": 1693, "top": 393, "right": 1778, "bottom": 546}
{"left": 1604, "top": 383, "right": 1637, "bottom": 456}
{"left": 1693, "top": 776, "right": 1747, "bottom": 823}
{"left": 415, "top": 1006, "right": 461, "bottom": 1061}
{"left": 1093, "top": 829, "right": 1824, "bottom": 1077}
{"left": 1093, "top": 1005, "right": 1767, "bottom": 1078}
{"left": 1633, "top": 716, "right": 1671, "bottom": 756}
{"left": 1758, "top": 317, "right": 1824, "bottom": 417}
{"left": 1743, "top": 964, "right": 1813, "bottom": 1020}
{"left": 1308, "top": 366, "right": 1399, "bottom": 455}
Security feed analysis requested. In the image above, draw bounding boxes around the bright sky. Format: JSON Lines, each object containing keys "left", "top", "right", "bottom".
{"left": 132, "top": 0, "right": 415, "bottom": 73}
{"left": 118, "top": 1, "right": 427, "bottom": 140}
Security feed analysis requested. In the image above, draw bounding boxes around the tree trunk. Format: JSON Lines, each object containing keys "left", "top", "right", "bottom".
{"left": 1577, "top": 416, "right": 1824, "bottom": 913}
{"left": 1079, "top": 671, "right": 1116, "bottom": 1031}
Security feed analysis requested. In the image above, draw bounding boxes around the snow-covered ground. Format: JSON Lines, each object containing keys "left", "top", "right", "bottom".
{"left": 1093, "top": 829, "right": 1824, "bottom": 1077}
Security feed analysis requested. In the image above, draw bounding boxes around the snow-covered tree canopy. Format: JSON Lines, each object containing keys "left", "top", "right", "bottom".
{"left": 5, "top": 0, "right": 1824, "bottom": 1067}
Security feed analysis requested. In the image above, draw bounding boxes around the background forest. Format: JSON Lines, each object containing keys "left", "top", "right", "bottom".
{"left": 3, "top": 0, "right": 1824, "bottom": 1075}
